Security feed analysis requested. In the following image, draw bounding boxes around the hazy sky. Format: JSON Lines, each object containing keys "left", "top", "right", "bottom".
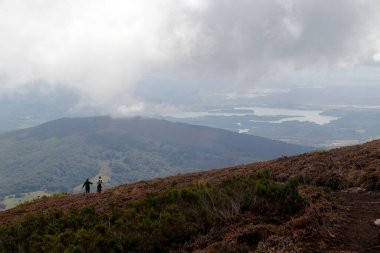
{"left": 0, "top": 0, "right": 380, "bottom": 116}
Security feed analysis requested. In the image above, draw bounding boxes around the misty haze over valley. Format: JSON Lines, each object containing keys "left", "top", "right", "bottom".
{"left": 2, "top": 83, "right": 380, "bottom": 148}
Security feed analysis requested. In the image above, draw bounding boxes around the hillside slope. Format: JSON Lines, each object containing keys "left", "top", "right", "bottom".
{"left": 1, "top": 140, "right": 380, "bottom": 252}
{"left": 0, "top": 116, "right": 311, "bottom": 203}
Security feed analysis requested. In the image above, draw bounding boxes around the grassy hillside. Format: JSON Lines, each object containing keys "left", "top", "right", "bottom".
{"left": 0, "top": 116, "right": 311, "bottom": 203}
{"left": 2, "top": 140, "right": 380, "bottom": 252}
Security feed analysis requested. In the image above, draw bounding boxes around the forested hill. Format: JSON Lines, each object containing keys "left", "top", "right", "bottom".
{"left": 0, "top": 116, "right": 312, "bottom": 202}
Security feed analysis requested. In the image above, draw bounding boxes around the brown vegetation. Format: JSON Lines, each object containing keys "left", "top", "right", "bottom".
{"left": 1, "top": 140, "right": 380, "bottom": 252}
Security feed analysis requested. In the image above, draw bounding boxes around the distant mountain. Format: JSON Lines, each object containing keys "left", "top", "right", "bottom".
{"left": 0, "top": 116, "right": 312, "bottom": 201}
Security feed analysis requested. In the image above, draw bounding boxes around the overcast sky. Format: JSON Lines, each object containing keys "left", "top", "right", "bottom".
{"left": 0, "top": 0, "right": 380, "bottom": 116}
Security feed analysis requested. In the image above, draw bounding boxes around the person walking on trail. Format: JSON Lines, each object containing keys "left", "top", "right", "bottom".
{"left": 97, "top": 176, "right": 103, "bottom": 193}
{"left": 82, "top": 178, "right": 93, "bottom": 193}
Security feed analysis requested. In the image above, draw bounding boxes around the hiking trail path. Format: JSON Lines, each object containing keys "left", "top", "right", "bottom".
{"left": 329, "top": 192, "right": 380, "bottom": 253}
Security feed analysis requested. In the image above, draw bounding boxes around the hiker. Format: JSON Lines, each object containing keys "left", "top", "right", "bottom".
{"left": 97, "top": 176, "right": 103, "bottom": 193}
{"left": 82, "top": 178, "right": 93, "bottom": 193}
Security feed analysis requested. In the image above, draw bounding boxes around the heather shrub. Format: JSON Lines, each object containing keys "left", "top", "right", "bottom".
{"left": 0, "top": 173, "right": 304, "bottom": 252}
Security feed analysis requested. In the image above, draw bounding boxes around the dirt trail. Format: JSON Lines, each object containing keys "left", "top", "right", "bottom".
{"left": 329, "top": 192, "right": 380, "bottom": 253}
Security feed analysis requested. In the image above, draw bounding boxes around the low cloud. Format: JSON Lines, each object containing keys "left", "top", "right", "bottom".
{"left": 116, "top": 103, "right": 145, "bottom": 116}
{"left": 0, "top": 0, "right": 379, "bottom": 114}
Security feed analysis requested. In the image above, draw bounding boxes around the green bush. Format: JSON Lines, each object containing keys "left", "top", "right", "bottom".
{"left": 315, "top": 173, "right": 345, "bottom": 190}
{"left": 360, "top": 174, "right": 380, "bottom": 191}
{"left": 222, "top": 172, "right": 305, "bottom": 216}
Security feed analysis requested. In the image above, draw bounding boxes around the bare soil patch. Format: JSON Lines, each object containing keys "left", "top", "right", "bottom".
{"left": 329, "top": 192, "right": 380, "bottom": 253}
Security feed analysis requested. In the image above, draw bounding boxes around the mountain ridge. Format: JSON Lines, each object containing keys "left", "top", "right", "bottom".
{"left": 0, "top": 116, "right": 312, "bottom": 206}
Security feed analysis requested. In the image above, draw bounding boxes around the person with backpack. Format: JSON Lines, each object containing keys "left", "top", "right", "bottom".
{"left": 97, "top": 176, "right": 103, "bottom": 193}
{"left": 82, "top": 178, "right": 93, "bottom": 193}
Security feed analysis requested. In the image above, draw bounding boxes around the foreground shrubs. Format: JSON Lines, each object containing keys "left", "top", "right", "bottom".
{"left": 0, "top": 172, "right": 305, "bottom": 253}
{"left": 359, "top": 174, "right": 380, "bottom": 191}
{"left": 314, "top": 173, "right": 346, "bottom": 190}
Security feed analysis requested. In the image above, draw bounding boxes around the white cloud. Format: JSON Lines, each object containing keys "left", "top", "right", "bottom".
{"left": 373, "top": 52, "right": 380, "bottom": 62}
{"left": 0, "top": 0, "right": 379, "bottom": 114}
{"left": 184, "top": 0, "right": 210, "bottom": 10}
{"left": 116, "top": 103, "right": 145, "bottom": 116}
